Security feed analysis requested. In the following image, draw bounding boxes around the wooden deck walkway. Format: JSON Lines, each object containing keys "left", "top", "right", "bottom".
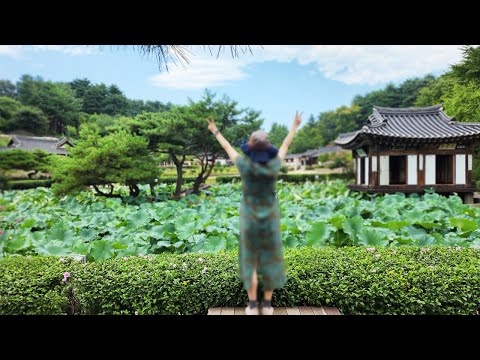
{"left": 208, "top": 306, "right": 341, "bottom": 315}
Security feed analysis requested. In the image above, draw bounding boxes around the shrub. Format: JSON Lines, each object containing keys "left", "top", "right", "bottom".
{"left": 216, "top": 173, "right": 353, "bottom": 184}
{"left": 280, "top": 165, "right": 289, "bottom": 174}
{"left": 9, "top": 179, "right": 54, "bottom": 190}
{"left": 305, "top": 165, "right": 314, "bottom": 170}
{"left": 1, "top": 247, "right": 480, "bottom": 315}
{"left": 0, "top": 255, "right": 77, "bottom": 315}
{"left": 159, "top": 176, "right": 198, "bottom": 184}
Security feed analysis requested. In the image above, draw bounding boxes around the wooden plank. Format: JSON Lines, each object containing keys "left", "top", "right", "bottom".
{"left": 324, "top": 307, "right": 342, "bottom": 315}
{"left": 208, "top": 307, "right": 222, "bottom": 315}
{"left": 286, "top": 307, "right": 301, "bottom": 315}
{"left": 221, "top": 308, "right": 235, "bottom": 315}
{"left": 298, "top": 306, "right": 315, "bottom": 315}
{"left": 233, "top": 307, "right": 245, "bottom": 315}
{"left": 312, "top": 307, "right": 328, "bottom": 315}
{"left": 273, "top": 307, "right": 288, "bottom": 315}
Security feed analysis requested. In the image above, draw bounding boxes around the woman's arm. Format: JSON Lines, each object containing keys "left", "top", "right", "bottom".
{"left": 278, "top": 111, "right": 303, "bottom": 160}
{"left": 207, "top": 117, "right": 240, "bottom": 163}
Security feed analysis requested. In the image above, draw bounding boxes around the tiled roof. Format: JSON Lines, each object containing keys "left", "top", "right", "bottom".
{"left": 335, "top": 104, "right": 480, "bottom": 148}
{"left": 0, "top": 135, "right": 73, "bottom": 154}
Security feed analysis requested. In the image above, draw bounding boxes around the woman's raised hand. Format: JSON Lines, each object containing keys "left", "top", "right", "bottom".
{"left": 293, "top": 111, "right": 303, "bottom": 129}
{"left": 206, "top": 117, "right": 218, "bottom": 134}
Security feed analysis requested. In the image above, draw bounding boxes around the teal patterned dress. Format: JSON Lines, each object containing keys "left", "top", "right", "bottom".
{"left": 235, "top": 156, "right": 286, "bottom": 291}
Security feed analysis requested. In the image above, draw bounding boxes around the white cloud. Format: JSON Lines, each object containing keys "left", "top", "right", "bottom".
{"left": 255, "top": 45, "right": 466, "bottom": 85}
{"left": 31, "top": 45, "right": 99, "bottom": 55}
{"left": 149, "top": 45, "right": 468, "bottom": 89}
{"left": 0, "top": 45, "right": 23, "bottom": 58}
{"left": 150, "top": 55, "right": 248, "bottom": 89}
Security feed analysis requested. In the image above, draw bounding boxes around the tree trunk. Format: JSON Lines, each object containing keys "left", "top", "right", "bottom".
{"left": 28, "top": 170, "right": 38, "bottom": 179}
{"left": 93, "top": 184, "right": 122, "bottom": 198}
{"left": 192, "top": 153, "right": 216, "bottom": 194}
{"left": 171, "top": 153, "right": 185, "bottom": 198}
{"left": 129, "top": 183, "right": 140, "bottom": 197}
{"left": 149, "top": 182, "right": 156, "bottom": 197}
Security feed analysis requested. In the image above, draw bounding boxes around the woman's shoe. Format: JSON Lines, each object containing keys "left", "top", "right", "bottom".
{"left": 260, "top": 302, "right": 274, "bottom": 315}
{"left": 245, "top": 305, "right": 259, "bottom": 315}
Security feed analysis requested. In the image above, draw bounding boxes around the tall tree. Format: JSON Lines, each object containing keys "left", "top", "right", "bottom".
{"left": 13, "top": 106, "right": 49, "bottom": 135}
{"left": 16, "top": 74, "right": 44, "bottom": 105}
{"left": 82, "top": 84, "right": 108, "bottom": 114}
{"left": 443, "top": 82, "right": 480, "bottom": 122}
{"left": 103, "top": 85, "right": 130, "bottom": 116}
{"left": 185, "top": 90, "right": 263, "bottom": 194}
{"left": 131, "top": 109, "right": 199, "bottom": 197}
{"left": 415, "top": 74, "right": 456, "bottom": 106}
{"left": 0, "top": 97, "right": 22, "bottom": 132}
{"left": 268, "top": 122, "right": 289, "bottom": 148}
{"left": 0, "top": 149, "right": 51, "bottom": 178}
{"left": 317, "top": 104, "right": 362, "bottom": 145}
{"left": 450, "top": 46, "right": 480, "bottom": 85}
{"left": 35, "top": 82, "right": 83, "bottom": 133}
{"left": 0, "top": 80, "right": 16, "bottom": 98}
{"left": 70, "top": 78, "right": 92, "bottom": 99}
{"left": 50, "top": 124, "right": 157, "bottom": 198}
{"left": 353, "top": 75, "right": 436, "bottom": 120}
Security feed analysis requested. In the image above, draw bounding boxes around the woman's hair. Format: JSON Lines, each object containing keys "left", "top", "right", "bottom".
{"left": 249, "top": 130, "right": 270, "bottom": 151}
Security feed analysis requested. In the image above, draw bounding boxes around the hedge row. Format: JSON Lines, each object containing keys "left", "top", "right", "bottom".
{"left": 158, "top": 177, "right": 198, "bottom": 184}
{"left": 1, "top": 247, "right": 479, "bottom": 315}
{"left": 216, "top": 173, "right": 353, "bottom": 183}
{"left": 7, "top": 179, "right": 54, "bottom": 190}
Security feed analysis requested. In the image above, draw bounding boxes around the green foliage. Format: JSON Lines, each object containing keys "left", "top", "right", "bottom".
{"left": 268, "top": 122, "right": 289, "bottom": 148}
{"left": 0, "top": 255, "right": 76, "bottom": 314}
{"left": 0, "top": 80, "right": 16, "bottom": 98}
{"left": 2, "top": 247, "right": 480, "bottom": 315}
{"left": 353, "top": 74, "right": 435, "bottom": 120}
{"left": 316, "top": 104, "right": 363, "bottom": 145}
{"left": 443, "top": 82, "right": 480, "bottom": 122}
{"left": 327, "top": 151, "right": 353, "bottom": 174}
{"left": 279, "top": 165, "right": 289, "bottom": 174}
{"left": 415, "top": 74, "right": 456, "bottom": 106}
{"left": 290, "top": 73, "right": 432, "bottom": 153}
{"left": 0, "top": 96, "right": 49, "bottom": 134}
{"left": 216, "top": 173, "right": 353, "bottom": 183}
{"left": 7, "top": 180, "right": 480, "bottom": 261}
{"left": 13, "top": 106, "right": 49, "bottom": 135}
{"left": 49, "top": 125, "right": 157, "bottom": 197}
{"left": 450, "top": 46, "right": 480, "bottom": 85}
{"left": 16, "top": 75, "right": 82, "bottom": 134}
{"left": 115, "top": 89, "right": 263, "bottom": 196}
{"left": 0, "top": 149, "right": 51, "bottom": 174}
{"left": 0, "top": 97, "right": 22, "bottom": 131}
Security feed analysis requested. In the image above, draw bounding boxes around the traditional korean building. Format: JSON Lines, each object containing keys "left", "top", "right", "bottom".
{"left": 0, "top": 135, "right": 73, "bottom": 155}
{"left": 335, "top": 105, "right": 480, "bottom": 203}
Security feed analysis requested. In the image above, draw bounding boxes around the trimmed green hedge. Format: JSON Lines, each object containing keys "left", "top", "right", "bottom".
{"left": 1, "top": 247, "right": 480, "bottom": 315}
{"left": 159, "top": 177, "right": 198, "bottom": 184}
{"left": 216, "top": 173, "right": 353, "bottom": 183}
{"left": 8, "top": 179, "right": 54, "bottom": 190}
{"left": 0, "top": 256, "right": 71, "bottom": 314}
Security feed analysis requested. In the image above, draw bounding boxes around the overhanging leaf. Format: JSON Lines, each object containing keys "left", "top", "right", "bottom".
{"left": 450, "top": 217, "right": 478, "bottom": 233}
{"left": 306, "top": 222, "right": 332, "bottom": 247}
{"left": 89, "top": 240, "right": 115, "bottom": 261}
{"left": 357, "top": 229, "right": 388, "bottom": 246}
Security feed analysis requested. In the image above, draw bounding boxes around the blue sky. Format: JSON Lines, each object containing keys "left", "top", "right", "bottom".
{"left": 0, "top": 45, "right": 466, "bottom": 131}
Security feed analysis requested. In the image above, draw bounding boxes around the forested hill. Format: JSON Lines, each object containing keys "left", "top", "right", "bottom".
{"left": 0, "top": 75, "right": 172, "bottom": 136}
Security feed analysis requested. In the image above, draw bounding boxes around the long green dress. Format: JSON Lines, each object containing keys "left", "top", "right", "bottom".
{"left": 235, "top": 155, "right": 286, "bottom": 291}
